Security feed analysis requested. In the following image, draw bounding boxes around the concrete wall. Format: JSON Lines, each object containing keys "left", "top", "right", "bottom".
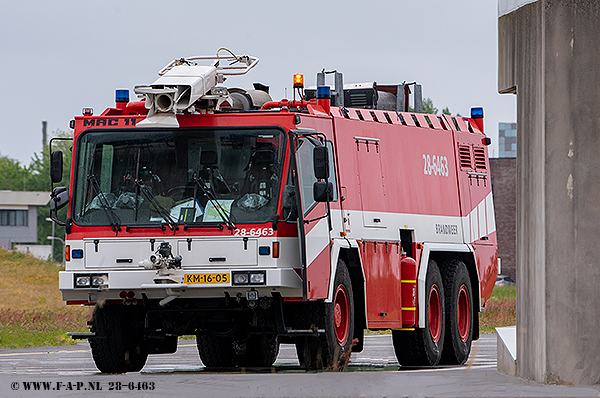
{"left": 14, "top": 244, "right": 52, "bottom": 260}
{"left": 490, "top": 158, "right": 516, "bottom": 282}
{"left": 498, "top": 0, "right": 600, "bottom": 385}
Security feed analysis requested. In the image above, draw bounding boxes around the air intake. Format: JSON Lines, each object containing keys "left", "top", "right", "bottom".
{"left": 458, "top": 145, "right": 472, "bottom": 169}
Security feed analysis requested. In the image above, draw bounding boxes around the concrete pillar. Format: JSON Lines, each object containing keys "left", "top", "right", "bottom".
{"left": 498, "top": 0, "right": 600, "bottom": 385}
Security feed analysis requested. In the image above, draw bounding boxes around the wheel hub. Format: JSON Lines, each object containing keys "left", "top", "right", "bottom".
{"left": 457, "top": 284, "right": 471, "bottom": 342}
{"left": 334, "top": 304, "right": 342, "bottom": 327}
{"left": 428, "top": 285, "right": 442, "bottom": 343}
{"left": 333, "top": 285, "right": 349, "bottom": 345}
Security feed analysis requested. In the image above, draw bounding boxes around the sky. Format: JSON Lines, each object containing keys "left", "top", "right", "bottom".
{"left": 0, "top": 0, "right": 515, "bottom": 164}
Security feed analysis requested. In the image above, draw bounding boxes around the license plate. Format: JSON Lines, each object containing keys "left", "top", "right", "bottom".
{"left": 185, "top": 273, "right": 230, "bottom": 284}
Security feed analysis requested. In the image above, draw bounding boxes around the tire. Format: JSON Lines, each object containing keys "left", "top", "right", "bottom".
{"left": 89, "top": 305, "right": 148, "bottom": 373}
{"left": 196, "top": 335, "right": 237, "bottom": 368}
{"left": 296, "top": 260, "right": 355, "bottom": 370}
{"left": 295, "top": 337, "right": 322, "bottom": 369}
{"left": 245, "top": 334, "right": 280, "bottom": 367}
{"left": 440, "top": 259, "right": 473, "bottom": 365}
{"left": 392, "top": 259, "right": 445, "bottom": 366}
{"left": 197, "top": 334, "right": 279, "bottom": 368}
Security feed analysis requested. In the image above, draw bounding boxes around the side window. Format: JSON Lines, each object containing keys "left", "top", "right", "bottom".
{"left": 296, "top": 139, "right": 337, "bottom": 215}
{"left": 0, "top": 210, "right": 28, "bottom": 226}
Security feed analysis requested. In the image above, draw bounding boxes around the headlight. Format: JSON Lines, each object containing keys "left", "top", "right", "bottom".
{"left": 233, "top": 273, "right": 249, "bottom": 285}
{"left": 91, "top": 275, "right": 105, "bottom": 287}
{"left": 232, "top": 271, "right": 266, "bottom": 285}
{"left": 74, "top": 273, "right": 108, "bottom": 289}
{"left": 250, "top": 272, "right": 265, "bottom": 284}
{"left": 75, "top": 275, "right": 91, "bottom": 288}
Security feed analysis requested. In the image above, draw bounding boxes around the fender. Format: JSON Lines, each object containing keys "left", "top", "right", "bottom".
{"left": 326, "top": 237, "right": 363, "bottom": 302}
{"left": 417, "top": 243, "right": 480, "bottom": 328}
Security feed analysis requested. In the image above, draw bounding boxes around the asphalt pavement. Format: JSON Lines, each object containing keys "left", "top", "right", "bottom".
{"left": 1, "top": 334, "right": 599, "bottom": 397}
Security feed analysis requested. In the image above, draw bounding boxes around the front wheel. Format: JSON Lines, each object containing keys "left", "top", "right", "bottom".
{"left": 89, "top": 305, "right": 148, "bottom": 373}
{"left": 197, "top": 334, "right": 280, "bottom": 368}
{"left": 393, "top": 259, "right": 445, "bottom": 366}
{"left": 196, "top": 335, "right": 236, "bottom": 368}
{"left": 245, "top": 334, "right": 280, "bottom": 367}
{"left": 296, "top": 260, "right": 354, "bottom": 370}
{"left": 440, "top": 259, "right": 473, "bottom": 365}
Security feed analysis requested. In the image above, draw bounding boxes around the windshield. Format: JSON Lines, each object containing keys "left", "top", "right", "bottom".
{"left": 72, "top": 128, "right": 285, "bottom": 227}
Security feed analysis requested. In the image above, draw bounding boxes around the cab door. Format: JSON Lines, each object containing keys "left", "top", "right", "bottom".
{"left": 291, "top": 134, "right": 337, "bottom": 300}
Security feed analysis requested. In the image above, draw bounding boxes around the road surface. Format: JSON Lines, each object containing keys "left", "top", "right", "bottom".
{"left": 1, "top": 334, "right": 599, "bottom": 397}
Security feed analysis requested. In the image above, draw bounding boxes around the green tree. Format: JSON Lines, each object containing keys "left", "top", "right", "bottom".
{"left": 420, "top": 99, "right": 459, "bottom": 116}
{"left": 422, "top": 98, "right": 438, "bottom": 115}
{"left": 28, "top": 130, "right": 73, "bottom": 192}
{"left": 0, "top": 155, "right": 27, "bottom": 191}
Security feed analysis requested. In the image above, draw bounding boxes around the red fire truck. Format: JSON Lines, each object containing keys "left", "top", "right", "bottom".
{"left": 50, "top": 49, "right": 497, "bottom": 373}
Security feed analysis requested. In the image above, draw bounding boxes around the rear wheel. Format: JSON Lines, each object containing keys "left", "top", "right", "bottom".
{"left": 440, "top": 259, "right": 473, "bottom": 365}
{"left": 89, "top": 305, "right": 148, "bottom": 373}
{"left": 296, "top": 260, "right": 354, "bottom": 370}
{"left": 392, "top": 259, "right": 445, "bottom": 366}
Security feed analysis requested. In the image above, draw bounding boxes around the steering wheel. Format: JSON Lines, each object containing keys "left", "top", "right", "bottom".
{"left": 165, "top": 186, "right": 194, "bottom": 201}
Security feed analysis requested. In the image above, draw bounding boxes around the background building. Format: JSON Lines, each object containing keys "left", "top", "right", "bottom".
{"left": 490, "top": 122, "right": 517, "bottom": 282}
{"left": 0, "top": 191, "right": 49, "bottom": 249}
{"left": 498, "top": 122, "right": 517, "bottom": 158}
{"left": 490, "top": 157, "right": 516, "bottom": 282}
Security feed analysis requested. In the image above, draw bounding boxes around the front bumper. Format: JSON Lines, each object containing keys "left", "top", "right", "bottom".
{"left": 59, "top": 267, "right": 303, "bottom": 304}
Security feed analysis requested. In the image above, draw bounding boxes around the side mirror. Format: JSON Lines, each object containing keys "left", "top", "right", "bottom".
{"left": 50, "top": 186, "right": 69, "bottom": 211}
{"left": 50, "top": 150, "right": 63, "bottom": 183}
{"left": 313, "top": 146, "right": 329, "bottom": 179}
{"left": 314, "top": 181, "right": 333, "bottom": 202}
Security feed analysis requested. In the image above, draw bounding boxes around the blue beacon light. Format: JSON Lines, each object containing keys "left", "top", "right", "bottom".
{"left": 316, "top": 85, "right": 331, "bottom": 99}
{"left": 115, "top": 89, "right": 129, "bottom": 103}
{"left": 470, "top": 107, "right": 484, "bottom": 118}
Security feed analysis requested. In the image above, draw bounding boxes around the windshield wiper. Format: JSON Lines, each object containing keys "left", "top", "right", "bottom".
{"left": 191, "top": 149, "right": 236, "bottom": 231}
{"left": 192, "top": 176, "right": 236, "bottom": 231}
{"left": 87, "top": 174, "right": 122, "bottom": 232}
{"left": 134, "top": 180, "right": 179, "bottom": 231}
{"left": 131, "top": 147, "right": 178, "bottom": 232}
{"left": 85, "top": 146, "right": 121, "bottom": 232}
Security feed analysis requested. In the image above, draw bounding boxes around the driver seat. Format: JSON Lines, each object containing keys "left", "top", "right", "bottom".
{"left": 241, "top": 147, "right": 278, "bottom": 199}
{"left": 199, "top": 150, "right": 230, "bottom": 194}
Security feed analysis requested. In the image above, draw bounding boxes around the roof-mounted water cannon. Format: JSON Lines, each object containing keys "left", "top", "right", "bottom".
{"left": 134, "top": 49, "right": 259, "bottom": 127}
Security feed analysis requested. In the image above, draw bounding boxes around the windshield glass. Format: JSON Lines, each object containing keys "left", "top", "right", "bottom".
{"left": 72, "top": 128, "right": 285, "bottom": 227}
